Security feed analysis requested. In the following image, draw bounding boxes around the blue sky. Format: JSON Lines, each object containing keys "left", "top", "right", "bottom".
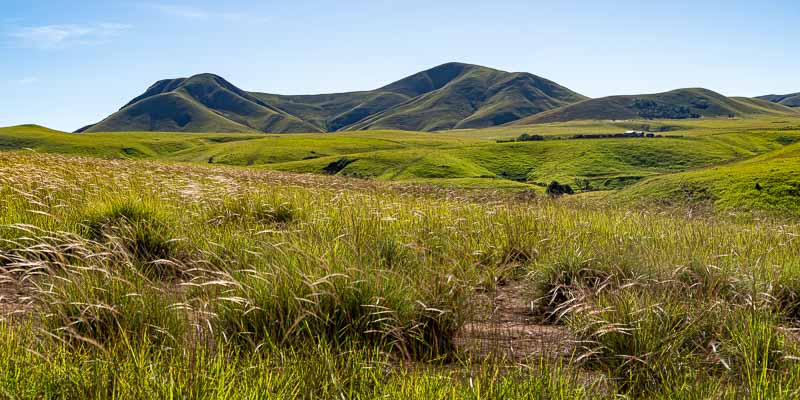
{"left": 1, "top": 0, "right": 799, "bottom": 131}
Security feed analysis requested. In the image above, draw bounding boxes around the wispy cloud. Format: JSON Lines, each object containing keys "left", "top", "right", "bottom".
{"left": 9, "top": 77, "right": 40, "bottom": 86}
{"left": 9, "top": 23, "right": 131, "bottom": 49}
{"left": 144, "top": 3, "right": 269, "bottom": 23}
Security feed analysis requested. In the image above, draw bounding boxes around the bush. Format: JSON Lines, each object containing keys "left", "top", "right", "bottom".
{"left": 630, "top": 99, "right": 701, "bottom": 119}
{"left": 546, "top": 181, "right": 574, "bottom": 197}
{"left": 516, "top": 133, "right": 545, "bottom": 142}
{"left": 574, "top": 178, "right": 593, "bottom": 192}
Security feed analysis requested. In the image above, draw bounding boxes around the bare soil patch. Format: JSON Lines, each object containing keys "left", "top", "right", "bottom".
{"left": 454, "top": 281, "right": 575, "bottom": 361}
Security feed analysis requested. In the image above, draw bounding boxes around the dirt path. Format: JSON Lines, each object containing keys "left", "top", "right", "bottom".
{"left": 454, "top": 281, "right": 575, "bottom": 361}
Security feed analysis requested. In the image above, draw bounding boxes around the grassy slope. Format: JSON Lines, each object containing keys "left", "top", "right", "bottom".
{"left": 0, "top": 125, "right": 478, "bottom": 162}
{"left": 82, "top": 74, "right": 321, "bottom": 134}
{"left": 343, "top": 63, "right": 587, "bottom": 131}
{"left": 87, "top": 91, "right": 261, "bottom": 133}
{"left": 253, "top": 90, "right": 409, "bottom": 132}
{"left": 4, "top": 151, "right": 800, "bottom": 398}
{"left": 513, "top": 88, "right": 800, "bottom": 124}
{"left": 169, "top": 130, "right": 482, "bottom": 166}
{"left": 266, "top": 118, "right": 800, "bottom": 189}
{"left": 617, "top": 140, "right": 800, "bottom": 215}
{"left": 267, "top": 136, "right": 766, "bottom": 190}
{"left": 3, "top": 117, "right": 800, "bottom": 199}
{"left": 0, "top": 125, "right": 262, "bottom": 158}
{"left": 759, "top": 92, "right": 800, "bottom": 107}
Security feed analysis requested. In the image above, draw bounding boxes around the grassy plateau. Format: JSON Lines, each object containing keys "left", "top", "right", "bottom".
{"left": 1, "top": 116, "right": 800, "bottom": 398}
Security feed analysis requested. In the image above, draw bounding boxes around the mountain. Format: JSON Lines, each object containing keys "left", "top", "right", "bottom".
{"left": 512, "top": 88, "right": 799, "bottom": 125}
{"left": 78, "top": 63, "right": 586, "bottom": 133}
{"left": 326, "top": 62, "right": 587, "bottom": 131}
{"left": 758, "top": 92, "right": 800, "bottom": 108}
{"left": 79, "top": 74, "right": 322, "bottom": 133}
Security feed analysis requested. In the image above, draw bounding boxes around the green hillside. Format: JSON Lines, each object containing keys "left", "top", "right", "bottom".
{"left": 616, "top": 140, "right": 800, "bottom": 215}
{"left": 0, "top": 125, "right": 481, "bottom": 162}
{"left": 759, "top": 92, "right": 800, "bottom": 107}
{"left": 341, "top": 63, "right": 587, "bottom": 131}
{"left": 265, "top": 135, "right": 770, "bottom": 190}
{"left": 5, "top": 118, "right": 800, "bottom": 196}
{"left": 81, "top": 63, "right": 586, "bottom": 134}
{"left": 79, "top": 74, "right": 322, "bottom": 134}
{"left": 513, "top": 88, "right": 799, "bottom": 124}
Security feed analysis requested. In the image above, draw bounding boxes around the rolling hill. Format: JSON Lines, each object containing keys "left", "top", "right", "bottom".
{"left": 758, "top": 92, "right": 800, "bottom": 108}
{"left": 616, "top": 140, "right": 800, "bottom": 215}
{"left": 336, "top": 63, "right": 587, "bottom": 131}
{"left": 79, "top": 63, "right": 586, "bottom": 134}
{"left": 7, "top": 117, "right": 800, "bottom": 196}
{"left": 78, "top": 74, "right": 323, "bottom": 134}
{"left": 512, "top": 88, "right": 799, "bottom": 125}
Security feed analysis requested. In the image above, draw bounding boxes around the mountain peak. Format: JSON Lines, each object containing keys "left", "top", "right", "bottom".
{"left": 181, "top": 73, "right": 239, "bottom": 89}
{"left": 80, "top": 64, "right": 586, "bottom": 133}
{"left": 186, "top": 72, "right": 226, "bottom": 80}
{"left": 426, "top": 61, "right": 489, "bottom": 74}
{"left": 127, "top": 73, "right": 233, "bottom": 108}
{"left": 379, "top": 62, "right": 475, "bottom": 97}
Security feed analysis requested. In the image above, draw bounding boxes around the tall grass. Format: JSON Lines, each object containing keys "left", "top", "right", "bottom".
{"left": 2, "top": 151, "right": 800, "bottom": 397}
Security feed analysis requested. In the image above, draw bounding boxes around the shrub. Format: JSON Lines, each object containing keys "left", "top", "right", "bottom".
{"left": 516, "top": 133, "right": 545, "bottom": 142}
{"left": 630, "top": 98, "right": 701, "bottom": 119}
{"left": 574, "top": 178, "right": 593, "bottom": 192}
{"left": 546, "top": 181, "right": 574, "bottom": 197}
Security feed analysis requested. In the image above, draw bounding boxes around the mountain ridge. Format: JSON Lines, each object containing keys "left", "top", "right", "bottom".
{"left": 78, "top": 63, "right": 587, "bottom": 133}
{"left": 512, "top": 88, "right": 799, "bottom": 125}
{"left": 758, "top": 92, "right": 800, "bottom": 108}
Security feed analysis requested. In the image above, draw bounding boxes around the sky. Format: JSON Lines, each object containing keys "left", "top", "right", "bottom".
{"left": 1, "top": 0, "right": 799, "bottom": 131}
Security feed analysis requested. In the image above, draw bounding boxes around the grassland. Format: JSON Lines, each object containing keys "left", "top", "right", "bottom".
{"left": 2, "top": 150, "right": 800, "bottom": 398}
{"left": 617, "top": 140, "right": 800, "bottom": 214}
{"left": 4, "top": 117, "right": 800, "bottom": 198}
